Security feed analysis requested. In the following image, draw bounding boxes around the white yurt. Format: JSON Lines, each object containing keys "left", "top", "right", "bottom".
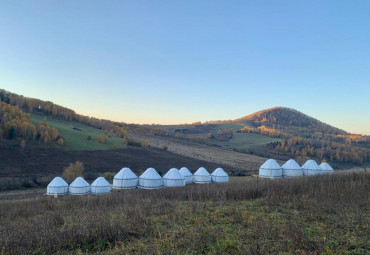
{"left": 91, "top": 177, "right": 111, "bottom": 195}
{"left": 69, "top": 177, "right": 90, "bottom": 195}
{"left": 46, "top": 177, "right": 69, "bottom": 195}
{"left": 193, "top": 167, "right": 211, "bottom": 184}
{"left": 259, "top": 159, "right": 282, "bottom": 178}
{"left": 302, "top": 160, "right": 322, "bottom": 176}
{"left": 320, "top": 162, "right": 334, "bottom": 174}
{"left": 179, "top": 167, "right": 193, "bottom": 184}
{"left": 113, "top": 167, "right": 138, "bottom": 189}
{"left": 211, "top": 168, "right": 229, "bottom": 183}
{"left": 138, "top": 168, "right": 163, "bottom": 189}
{"left": 163, "top": 168, "right": 185, "bottom": 187}
{"left": 282, "top": 159, "right": 303, "bottom": 177}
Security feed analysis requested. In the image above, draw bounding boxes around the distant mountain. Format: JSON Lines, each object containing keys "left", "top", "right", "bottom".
{"left": 234, "top": 107, "right": 348, "bottom": 136}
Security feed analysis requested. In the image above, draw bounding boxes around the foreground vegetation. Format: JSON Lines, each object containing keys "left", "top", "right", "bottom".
{"left": 0, "top": 172, "right": 368, "bottom": 254}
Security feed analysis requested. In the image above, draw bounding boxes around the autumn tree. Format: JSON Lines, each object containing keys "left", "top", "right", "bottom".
{"left": 140, "top": 140, "right": 149, "bottom": 147}
{"left": 62, "top": 161, "right": 84, "bottom": 183}
{"left": 97, "top": 135, "right": 106, "bottom": 144}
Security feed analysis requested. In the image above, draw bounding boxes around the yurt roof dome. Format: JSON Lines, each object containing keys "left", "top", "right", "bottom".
{"left": 163, "top": 168, "right": 184, "bottom": 180}
{"left": 114, "top": 167, "right": 137, "bottom": 179}
{"left": 91, "top": 177, "right": 110, "bottom": 187}
{"left": 70, "top": 177, "right": 90, "bottom": 187}
{"left": 211, "top": 168, "right": 228, "bottom": 177}
{"left": 140, "top": 168, "right": 162, "bottom": 179}
{"left": 320, "top": 162, "right": 334, "bottom": 171}
{"left": 48, "top": 177, "right": 68, "bottom": 187}
{"left": 260, "top": 159, "right": 281, "bottom": 169}
{"left": 302, "top": 160, "right": 321, "bottom": 170}
{"left": 194, "top": 167, "right": 210, "bottom": 176}
{"left": 179, "top": 167, "right": 192, "bottom": 176}
{"left": 282, "top": 159, "right": 301, "bottom": 170}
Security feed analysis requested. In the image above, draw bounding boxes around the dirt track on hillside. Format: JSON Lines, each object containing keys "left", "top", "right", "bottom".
{"left": 129, "top": 134, "right": 266, "bottom": 172}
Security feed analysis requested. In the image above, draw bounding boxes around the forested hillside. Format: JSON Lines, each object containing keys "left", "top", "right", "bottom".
{"left": 0, "top": 89, "right": 168, "bottom": 139}
{"left": 235, "top": 108, "right": 370, "bottom": 164}
{"left": 236, "top": 107, "right": 348, "bottom": 137}
{"left": 0, "top": 102, "right": 62, "bottom": 145}
{"left": 1, "top": 89, "right": 369, "bottom": 165}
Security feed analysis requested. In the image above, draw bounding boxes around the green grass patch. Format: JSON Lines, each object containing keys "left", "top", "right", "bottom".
{"left": 211, "top": 132, "right": 281, "bottom": 150}
{"left": 31, "top": 114, "right": 128, "bottom": 150}
{"left": 211, "top": 122, "right": 245, "bottom": 132}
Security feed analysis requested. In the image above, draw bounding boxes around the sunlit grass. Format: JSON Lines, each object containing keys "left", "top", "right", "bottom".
{"left": 31, "top": 113, "right": 127, "bottom": 150}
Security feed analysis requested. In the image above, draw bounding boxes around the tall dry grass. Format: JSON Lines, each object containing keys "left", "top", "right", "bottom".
{"left": 0, "top": 171, "right": 368, "bottom": 254}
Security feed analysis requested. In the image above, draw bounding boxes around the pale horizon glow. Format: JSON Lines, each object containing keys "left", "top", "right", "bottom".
{"left": 1, "top": 1, "right": 370, "bottom": 135}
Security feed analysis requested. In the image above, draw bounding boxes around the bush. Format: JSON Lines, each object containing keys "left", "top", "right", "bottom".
{"left": 56, "top": 137, "right": 64, "bottom": 146}
{"left": 140, "top": 140, "right": 149, "bottom": 147}
{"left": 103, "top": 172, "right": 115, "bottom": 182}
{"left": 62, "top": 161, "right": 84, "bottom": 183}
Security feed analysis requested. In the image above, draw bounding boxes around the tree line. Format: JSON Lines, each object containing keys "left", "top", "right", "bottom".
{"left": 0, "top": 89, "right": 171, "bottom": 140}
{"left": 0, "top": 102, "right": 63, "bottom": 145}
{"left": 274, "top": 136, "right": 369, "bottom": 164}
{"left": 238, "top": 125, "right": 370, "bottom": 164}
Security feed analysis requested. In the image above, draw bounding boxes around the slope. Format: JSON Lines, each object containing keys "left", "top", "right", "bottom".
{"left": 31, "top": 113, "right": 127, "bottom": 150}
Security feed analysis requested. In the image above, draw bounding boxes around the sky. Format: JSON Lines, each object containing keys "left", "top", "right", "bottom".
{"left": 0, "top": 1, "right": 370, "bottom": 135}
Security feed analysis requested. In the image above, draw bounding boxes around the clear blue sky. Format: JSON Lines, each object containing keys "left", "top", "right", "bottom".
{"left": 1, "top": 1, "right": 370, "bottom": 134}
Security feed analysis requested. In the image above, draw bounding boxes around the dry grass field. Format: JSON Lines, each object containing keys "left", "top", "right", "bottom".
{"left": 129, "top": 133, "right": 266, "bottom": 173}
{"left": 0, "top": 171, "right": 368, "bottom": 254}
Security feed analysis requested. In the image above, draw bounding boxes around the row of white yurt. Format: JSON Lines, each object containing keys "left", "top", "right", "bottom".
{"left": 192, "top": 167, "right": 229, "bottom": 183}
{"left": 48, "top": 167, "right": 230, "bottom": 195}
{"left": 259, "top": 159, "right": 334, "bottom": 178}
{"left": 47, "top": 176, "right": 111, "bottom": 195}
{"left": 112, "top": 167, "right": 229, "bottom": 189}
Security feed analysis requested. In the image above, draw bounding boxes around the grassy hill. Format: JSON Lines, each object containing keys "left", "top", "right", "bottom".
{"left": 31, "top": 113, "right": 127, "bottom": 150}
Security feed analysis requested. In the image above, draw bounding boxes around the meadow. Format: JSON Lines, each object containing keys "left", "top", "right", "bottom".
{"left": 211, "top": 132, "right": 281, "bottom": 151}
{"left": 31, "top": 113, "right": 127, "bottom": 150}
{"left": 0, "top": 172, "right": 368, "bottom": 254}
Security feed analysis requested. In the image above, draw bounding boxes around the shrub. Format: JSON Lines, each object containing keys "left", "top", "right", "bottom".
{"left": 103, "top": 172, "right": 115, "bottom": 182}
{"left": 140, "top": 140, "right": 149, "bottom": 147}
{"left": 56, "top": 137, "right": 64, "bottom": 146}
